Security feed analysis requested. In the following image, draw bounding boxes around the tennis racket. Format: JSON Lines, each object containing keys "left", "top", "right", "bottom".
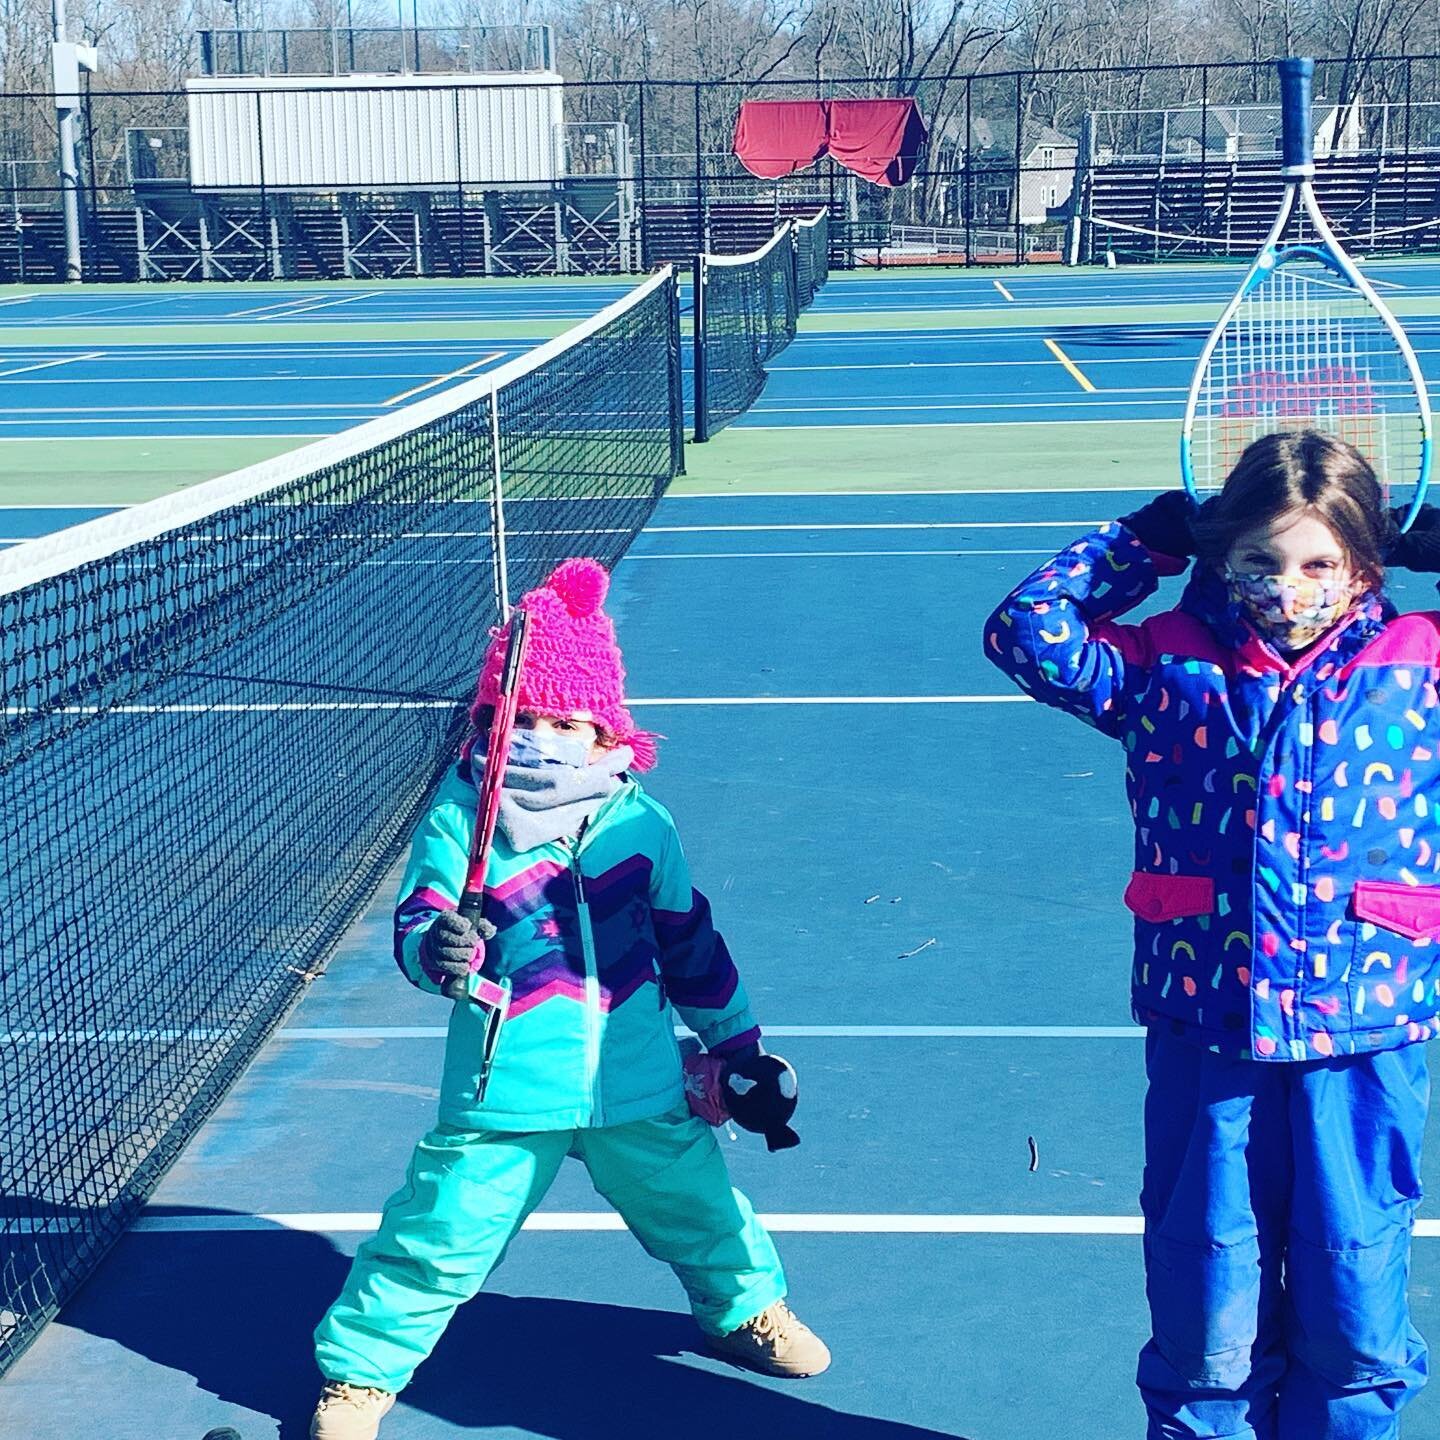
{"left": 1180, "top": 57, "right": 1432, "bottom": 529}
{"left": 442, "top": 609, "right": 529, "bottom": 1098}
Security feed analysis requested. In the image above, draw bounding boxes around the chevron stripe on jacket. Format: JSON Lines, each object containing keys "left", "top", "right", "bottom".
{"left": 394, "top": 763, "right": 759, "bottom": 1129}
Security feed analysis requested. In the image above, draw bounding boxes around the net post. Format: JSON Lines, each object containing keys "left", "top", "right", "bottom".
{"left": 787, "top": 220, "right": 798, "bottom": 331}
{"left": 667, "top": 267, "right": 686, "bottom": 476}
{"left": 693, "top": 252, "right": 709, "bottom": 443}
{"left": 486, "top": 388, "right": 512, "bottom": 619}
{"left": 788, "top": 219, "right": 800, "bottom": 318}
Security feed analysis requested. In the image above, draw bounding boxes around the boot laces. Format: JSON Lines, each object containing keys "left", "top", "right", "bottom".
{"left": 319, "top": 1382, "right": 387, "bottom": 1411}
{"left": 750, "top": 1301, "right": 797, "bottom": 1344}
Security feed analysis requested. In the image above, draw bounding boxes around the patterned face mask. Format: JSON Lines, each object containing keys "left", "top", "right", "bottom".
{"left": 1224, "top": 568, "right": 1354, "bottom": 651}
{"left": 508, "top": 729, "right": 591, "bottom": 770}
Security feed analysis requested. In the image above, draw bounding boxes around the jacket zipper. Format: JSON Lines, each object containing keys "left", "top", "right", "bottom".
{"left": 1260, "top": 678, "right": 1311, "bottom": 1055}
{"left": 569, "top": 820, "right": 602, "bottom": 1124}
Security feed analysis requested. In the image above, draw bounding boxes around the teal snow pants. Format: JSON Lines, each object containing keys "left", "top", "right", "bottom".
{"left": 314, "top": 1103, "right": 786, "bottom": 1392}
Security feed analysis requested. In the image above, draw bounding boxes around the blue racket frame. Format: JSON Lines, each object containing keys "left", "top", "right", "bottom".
{"left": 1179, "top": 58, "right": 1432, "bottom": 530}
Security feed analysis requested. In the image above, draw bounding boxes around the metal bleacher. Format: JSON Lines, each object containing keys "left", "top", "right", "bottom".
{"left": 1080, "top": 151, "right": 1440, "bottom": 262}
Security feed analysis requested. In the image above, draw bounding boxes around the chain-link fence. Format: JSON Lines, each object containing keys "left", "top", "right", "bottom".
{"left": 3, "top": 54, "right": 1438, "bottom": 281}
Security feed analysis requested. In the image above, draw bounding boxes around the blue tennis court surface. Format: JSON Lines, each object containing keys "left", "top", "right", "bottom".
{"left": 3, "top": 257, "right": 1440, "bottom": 328}
{"left": 6, "top": 487, "right": 1440, "bottom": 1440}
{"left": 5, "top": 268, "right": 1440, "bottom": 1440}
{"left": 5, "top": 261, "right": 1440, "bottom": 440}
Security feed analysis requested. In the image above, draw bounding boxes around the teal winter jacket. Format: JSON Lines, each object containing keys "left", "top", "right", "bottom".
{"left": 393, "top": 764, "right": 761, "bottom": 1130}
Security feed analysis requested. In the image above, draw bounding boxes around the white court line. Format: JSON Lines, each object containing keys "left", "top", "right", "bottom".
{"left": 225, "top": 295, "right": 328, "bottom": 319}
{"left": 992, "top": 280, "right": 1016, "bottom": 301}
{"left": 279, "top": 290, "right": 386, "bottom": 317}
{"left": 6, "top": 1025, "right": 1143, "bottom": 1043}
{"left": 0, "top": 418, "right": 364, "bottom": 429}
{"left": 384, "top": 352, "right": 505, "bottom": 407}
{"left": 3, "top": 373, "right": 489, "bottom": 389}
{"left": 646, "top": 522, "right": 1099, "bottom": 532}
{"left": 0, "top": 349, "right": 104, "bottom": 379}
{"left": 1, "top": 403, "right": 377, "bottom": 414}
{"left": 663, "top": 487, "right": 1160, "bottom": 496}
{"left": 625, "top": 549, "right": 1054, "bottom": 559}
{"left": 109, "top": 1212, "right": 1440, "bottom": 1238}
{"left": 741, "top": 417, "right": 1181, "bottom": 431}
{"left": 2, "top": 696, "right": 1033, "bottom": 716}
{"left": 0, "top": 294, "right": 37, "bottom": 308}
{"left": 630, "top": 696, "right": 1032, "bottom": 706}
{"left": 0, "top": 487, "right": 1144, "bottom": 500}
{"left": 772, "top": 343, "right": 1440, "bottom": 373}
{"left": 753, "top": 399, "right": 1184, "bottom": 416}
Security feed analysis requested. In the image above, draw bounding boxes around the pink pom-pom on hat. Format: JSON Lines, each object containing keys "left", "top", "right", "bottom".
{"left": 469, "top": 558, "right": 660, "bottom": 770}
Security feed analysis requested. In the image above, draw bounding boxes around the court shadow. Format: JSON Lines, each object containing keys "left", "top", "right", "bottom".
{"left": 37, "top": 1207, "right": 973, "bottom": 1440}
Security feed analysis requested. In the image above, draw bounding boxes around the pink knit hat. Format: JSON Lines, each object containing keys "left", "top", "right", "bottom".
{"left": 469, "top": 558, "right": 659, "bottom": 770}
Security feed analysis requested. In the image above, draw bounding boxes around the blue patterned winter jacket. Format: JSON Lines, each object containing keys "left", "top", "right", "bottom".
{"left": 986, "top": 521, "right": 1440, "bottom": 1062}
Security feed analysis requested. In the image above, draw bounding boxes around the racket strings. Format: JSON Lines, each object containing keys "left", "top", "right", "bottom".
{"left": 1195, "top": 254, "right": 1421, "bottom": 504}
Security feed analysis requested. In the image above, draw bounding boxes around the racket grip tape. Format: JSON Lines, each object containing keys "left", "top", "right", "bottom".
{"left": 1279, "top": 57, "right": 1315, "bottom": 176}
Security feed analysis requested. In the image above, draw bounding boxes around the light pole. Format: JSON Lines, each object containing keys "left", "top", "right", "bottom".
{"left": 51, "top": 0, "right": 96, "bottom": 283}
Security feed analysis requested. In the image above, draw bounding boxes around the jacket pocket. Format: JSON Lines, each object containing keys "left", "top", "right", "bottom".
{"left": 1351, "top": 880, "right": 1440, "bottom": 942}
{"left": 1124, "top": 871, "right": 1216, "bottom": 922}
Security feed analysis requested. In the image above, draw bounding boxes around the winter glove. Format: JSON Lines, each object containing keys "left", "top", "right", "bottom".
{"left": 680, "top": 1041, "right": 730, "bottom": 1127}
{"left": 1119, "top": 490, "right": 1199, "bottom": 560}
{"left": 1386, "top": 504, "right": 1440, "bottom": 572}
{"left": 419, "top": 910, "right": 496, "bottom": 985}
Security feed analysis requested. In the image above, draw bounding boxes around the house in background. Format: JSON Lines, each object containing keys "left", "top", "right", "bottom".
{"left": 1167, "top": 101, "right": 1364, "bottom": 160}
{"left": 943, "top": 116, "right": 1080, "bottom": 225}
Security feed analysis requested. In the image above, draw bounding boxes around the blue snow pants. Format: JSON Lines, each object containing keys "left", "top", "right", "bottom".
{"left": 1137, "top": 1029, "right": 1430, "bottom": 1439}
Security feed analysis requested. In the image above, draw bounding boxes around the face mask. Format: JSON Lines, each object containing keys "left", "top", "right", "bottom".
{"left": 507, "top": 729, "right": 591, "bottom": 770}
{"left": 1224, "top": 568, "right": 1353, "bottom": 651}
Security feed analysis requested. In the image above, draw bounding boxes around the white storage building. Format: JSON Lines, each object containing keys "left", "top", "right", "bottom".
{"left": 185, "top": 72, "right": 565, "bottom": 189}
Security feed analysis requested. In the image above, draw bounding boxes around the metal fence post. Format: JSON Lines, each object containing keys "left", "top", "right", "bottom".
{"left": 454, "top": 84, "right": 466, "bottom": 274}
{"left": 964, "top": 77, "right": 973, "bottom": 267}
{"left": 637, "top": 82, "right": 649, "bottom": 272}
{"left": 667, "top": 266, "right": 685, "bottom": 476}
{"left": 487, "top": 388, "right": 511, "bottom": 619}
{"left": 693, "top": 253, "right": 709, "bottom": 442}
{"left": 1012, "top": 71, "right": 1022, "bottom": 265}
{"left": 255, "top": 88, "right": 271, "bottom": 279}
{"left": 693, "top": 83, "right": 705, "bottom": 255}
{"left": 1199, "top": 64, "right": 1209, "bottom": 250}
{"left": 1402, "top": 56, "right": 1414, "bottom": 244}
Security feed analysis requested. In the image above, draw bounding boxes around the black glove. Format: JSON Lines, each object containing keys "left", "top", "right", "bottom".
{"left": 1119, "top": 490, "right": 1198, "bottom": 559}
{"left": 1387, "top": 504, "right": 1440, "bottom": 572}
{"left": 419, "top": 910, "right": 496, "bottom": 982}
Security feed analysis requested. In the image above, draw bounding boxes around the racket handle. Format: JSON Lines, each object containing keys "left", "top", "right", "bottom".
{"left": 1278, "top": 57, "right": 1315, "bottom": 178}
{"left": 458, "top": 889, "right": 485, "bottom": 926}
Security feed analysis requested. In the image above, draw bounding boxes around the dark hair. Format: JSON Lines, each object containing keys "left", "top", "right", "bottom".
{"left": 1191, "top": 429, "right": 1391, "bottom": 590}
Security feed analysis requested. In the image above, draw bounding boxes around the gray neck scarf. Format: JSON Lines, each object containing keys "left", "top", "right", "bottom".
{"left": 494, "top": 746, "right": 633, "bottom": 852}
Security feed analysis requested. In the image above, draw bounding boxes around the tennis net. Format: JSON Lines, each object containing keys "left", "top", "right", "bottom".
{"left": 0, "top": 265, "right": 684, "bottom": 1373}
{"left": 795, "top": 210, "right": 831, "bottom": 311}
{"left": 692, "top": 213, "right": 830, "bottom": 443}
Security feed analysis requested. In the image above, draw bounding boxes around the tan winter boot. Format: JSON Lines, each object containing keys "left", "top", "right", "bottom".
{"left": 310, "top": 1380, "right": 396, "bottom": 1440}
{"left": 707, "top": 1299, "right": 832, "bottom": 1378}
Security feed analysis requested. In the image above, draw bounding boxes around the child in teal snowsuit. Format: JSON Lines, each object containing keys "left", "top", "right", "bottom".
{"left": 310, "top": 559, "right": 829, "bottom": 1440}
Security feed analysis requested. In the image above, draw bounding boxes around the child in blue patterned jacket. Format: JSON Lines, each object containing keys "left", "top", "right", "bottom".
{"left": 986, "top": 430, "right": 1440, "bottom": 1439}
{"left": 309, "top": 559, "right": 829, "bottom": 1440}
